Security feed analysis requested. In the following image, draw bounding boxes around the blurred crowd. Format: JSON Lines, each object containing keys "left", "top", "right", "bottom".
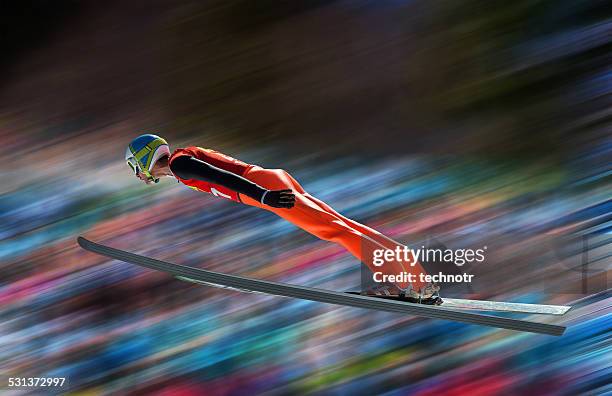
{"left": 0, "top": 1, "right": 609, "bottom": 395}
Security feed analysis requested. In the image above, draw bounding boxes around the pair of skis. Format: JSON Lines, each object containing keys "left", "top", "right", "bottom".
{"left": 77, "top": 237, "right": 569, "bottom": 336}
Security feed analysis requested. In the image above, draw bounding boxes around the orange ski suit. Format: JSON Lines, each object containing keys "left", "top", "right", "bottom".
{"left": 169, "top": 147, "right": 427, "bottom": 290}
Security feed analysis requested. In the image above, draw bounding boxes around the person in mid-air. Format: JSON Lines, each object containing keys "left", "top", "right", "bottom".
{"left": 125, "top": 134, "right": 440, "bottom": 303}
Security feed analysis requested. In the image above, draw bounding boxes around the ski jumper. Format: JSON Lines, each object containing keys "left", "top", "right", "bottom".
{"left": 169, "top": 147, "right": 427, "bottom": 290}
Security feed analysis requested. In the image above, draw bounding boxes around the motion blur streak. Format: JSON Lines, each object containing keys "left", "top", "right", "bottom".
{"left": 0, "top": 1, "right": 609, "bottom": 395}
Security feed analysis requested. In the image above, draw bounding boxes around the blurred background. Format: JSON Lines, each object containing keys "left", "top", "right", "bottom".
{"left": 0, "top": 0, "right": 610, "bottom": 394}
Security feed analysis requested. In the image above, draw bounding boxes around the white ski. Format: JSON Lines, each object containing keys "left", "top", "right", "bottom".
{"left": 344, "top": 292, "right": 571, "bottom": 315}
{"left": 440, "top": 298, "right": 571, "bottom": 315}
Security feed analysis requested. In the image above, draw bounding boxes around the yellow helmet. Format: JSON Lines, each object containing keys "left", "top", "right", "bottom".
{"left": 125, "top": 134, "right": 170, "bottom": 183}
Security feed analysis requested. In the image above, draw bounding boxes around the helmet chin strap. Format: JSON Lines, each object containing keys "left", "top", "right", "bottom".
{"left": 141, "top": 169, "right": 160, "bottom": 184}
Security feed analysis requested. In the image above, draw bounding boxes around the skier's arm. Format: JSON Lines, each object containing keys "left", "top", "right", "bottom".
{"left": 170, "top": 155, "right": 295, "bottom": 208}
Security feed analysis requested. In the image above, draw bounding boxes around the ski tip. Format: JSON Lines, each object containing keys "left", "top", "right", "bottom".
{"left": 77, "top": 236, "right": 96, "bottom": 250}
{"left": 77, "top": 236, "right": 88, "bottom": 248}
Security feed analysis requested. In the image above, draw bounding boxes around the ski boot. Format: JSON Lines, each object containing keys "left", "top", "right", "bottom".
{"left": 402, "top": 283, "right": 443, "bottom": 305}
{"left": 358, "top": 282, "right": 443, "bottom": 305}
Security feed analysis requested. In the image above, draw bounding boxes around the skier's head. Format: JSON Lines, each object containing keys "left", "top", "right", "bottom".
{"left": 125, "top": 134, "right": 170, "bottom": 184}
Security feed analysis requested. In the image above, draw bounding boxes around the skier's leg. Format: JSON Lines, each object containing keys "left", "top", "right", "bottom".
{"left": 241, "top": 167, "right": 426, "bottom": 290}
{"left": 281, "top": 171, "right": 413, "bottom": 249}
{"left": 303, "top": 193, "right": 404, "bottom": 249}
{"left": 280, "top": 171, "right": 428, "bottom": 281}
{"left": 278, "top": 193, "right": 421, "bottom": 289}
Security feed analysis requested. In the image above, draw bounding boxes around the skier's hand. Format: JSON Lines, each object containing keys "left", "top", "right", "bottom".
{"left": 262, "top": 189, "right": 295, "bottom": 208}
